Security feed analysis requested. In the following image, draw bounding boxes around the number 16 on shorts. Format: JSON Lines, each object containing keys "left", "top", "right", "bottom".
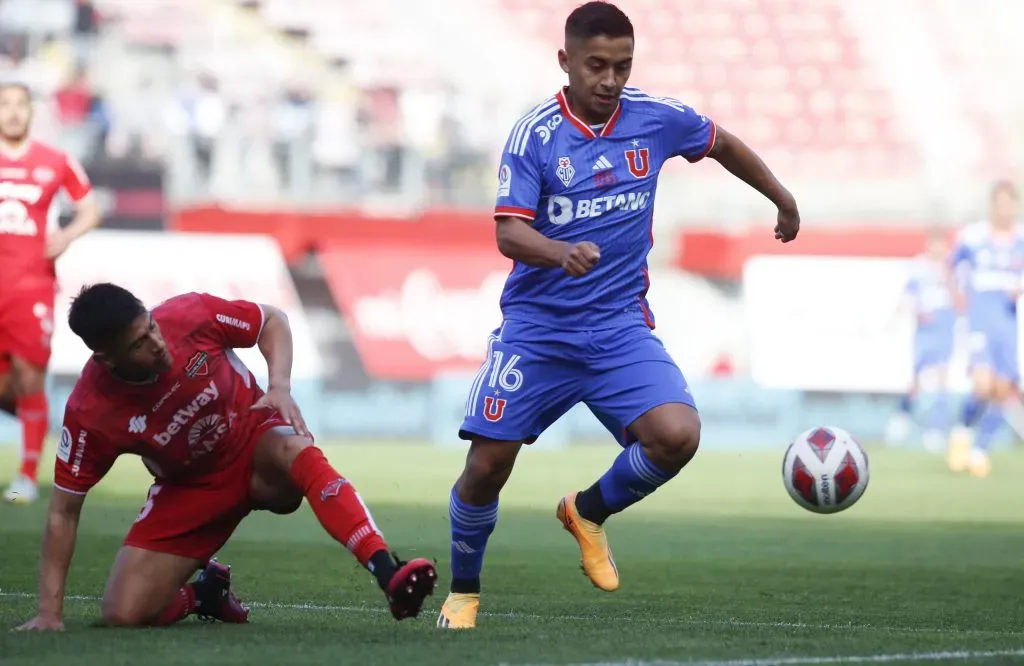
{"left": 464, "top": 348, "right": 524, "bottom": 426}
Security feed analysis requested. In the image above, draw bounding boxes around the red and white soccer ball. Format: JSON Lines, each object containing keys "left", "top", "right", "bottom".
{"left": 782, "top": 426, "right": 869, "bottom": 514}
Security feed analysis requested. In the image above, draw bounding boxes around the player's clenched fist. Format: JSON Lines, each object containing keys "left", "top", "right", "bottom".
{"left": 561, "top": 241, "right": 601, "bottom": 277}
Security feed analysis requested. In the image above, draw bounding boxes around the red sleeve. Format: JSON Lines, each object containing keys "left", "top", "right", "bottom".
{"left": 53, "top": 407, "right": 116, "bottom": 495}
{"left": 197, "top": 293, "right": 266, "bottom": 348}
{"left": 60, "top": 153, "right": 92, "bottom": 202}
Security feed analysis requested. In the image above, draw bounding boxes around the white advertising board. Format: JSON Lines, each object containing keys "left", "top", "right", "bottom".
{"left": 645, "top": 268, "right": 744, "bottom": 378}
{"left": 50, "top": 231, "right": 322, "bottom": 380}
{"left": 743, "top": 255, "right": 982, "bottom": 393}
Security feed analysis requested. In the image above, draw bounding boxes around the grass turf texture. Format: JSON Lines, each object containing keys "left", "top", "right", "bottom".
{"left": 1, "top": 442, "right": 1022, "bottom": 666}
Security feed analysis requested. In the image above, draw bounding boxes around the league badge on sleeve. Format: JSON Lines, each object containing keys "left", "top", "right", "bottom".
{"left": 497, "top": 164, "right": 512, "bottom": 198}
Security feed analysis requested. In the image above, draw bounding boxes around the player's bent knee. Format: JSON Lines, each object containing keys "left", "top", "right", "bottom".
{"left": 100, "top": 598, "right": 156, "bottom": 627}
{"left": 641, "top": 408, "right": 701, "bottom": 473}
{"left": 992, "top": 380, "right": 1013, "bottom": 402}
{"left": 457, "top": 437, "right": 521, "bottom": 503}
{"left": 9, "top": 355, "right": 45, "bottom": 395}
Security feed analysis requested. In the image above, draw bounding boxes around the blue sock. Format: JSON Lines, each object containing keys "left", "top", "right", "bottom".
{"left": 961, "top": 396, "right": 985, "bottom": 428}
{"left": 974, "top": 406, "right": 1003, "bottom": 452}
{"left": 898, "top": 394, "right": 913, "bottom": 414}
{"left": 448, "top": 487, "right": 498, "bottom": 594}
{"left": 925, "top": 392, "right": 950, "bottom": 433}
{"left": 596, "top": 443, "right": 675, "bottom": 513}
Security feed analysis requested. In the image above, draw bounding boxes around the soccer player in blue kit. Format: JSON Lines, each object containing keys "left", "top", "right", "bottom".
{"left": 947, "top": 181, "right": 1023, "bottom": 478}
{"left": 885, "top": 229, "right": 958, "bottom": 453}
{"left": 437, "top": 1, "right": 800, "bottom": 629}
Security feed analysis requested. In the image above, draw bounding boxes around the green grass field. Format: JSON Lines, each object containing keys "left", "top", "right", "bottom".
{"left": 1, "top": 441, "right": 1023, "bottom": 666}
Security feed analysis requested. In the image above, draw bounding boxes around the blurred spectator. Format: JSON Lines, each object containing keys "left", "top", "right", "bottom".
{"left": 54, "top": 66, "right": 91, "bottom": 126}
{"left": 273, "top": 85, "right": 314, "bottom": 189}
{"left": 363, "top": 86, "right": 405, "bottom": 193}
{"left": 71, "top": 0, "right": 100, "bottom": 65}
{"left": 311, "top": 89, "right": 360, "bottom": 196}
{"left": 168, "top": 73, "right": 227, "bottom": 185}
{"left": 73, "top": 0, "right": 99, "bottom": 36}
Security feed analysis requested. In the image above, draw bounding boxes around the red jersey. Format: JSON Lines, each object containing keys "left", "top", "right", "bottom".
{"left": 0, "top": 140, "right": 92, "bottom": 290}
{"left": 54, "top": 292, "right": 274, "bottom": 495}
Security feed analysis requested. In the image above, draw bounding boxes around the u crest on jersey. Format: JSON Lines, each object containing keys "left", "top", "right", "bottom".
{"left": 624, "top": 148, "right": 650, "bottom": 178}
{"left": 622, "top": 147, "right": 647, "bottom": 177}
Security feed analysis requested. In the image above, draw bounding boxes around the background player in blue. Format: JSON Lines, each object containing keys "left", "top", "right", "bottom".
{"left": 437, "top": 1, "right": 800, "bottom": 630}
{"left": 947, "top": 181, "right": 1023, "bottom": 478}
{"left": 885, "top": 229, "right": 958, "bottom": 453}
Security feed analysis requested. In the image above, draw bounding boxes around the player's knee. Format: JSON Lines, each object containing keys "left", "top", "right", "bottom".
{"left": 100, "top": 599, "right": 153, "bottom": 627}
{"left": 457, "top": 438, "right": 519, "bottom": 502}
{"left": 643, "top": 412, "right": 701, "bottom": 472}
{"left": 10, "top": 356, "right": 44, "bottom": 395}
{"left": 973, "top": 382, "right": 995, "bottom": 401}
{"left": 992, "top": 380, "right": 1013, "bottom": 402}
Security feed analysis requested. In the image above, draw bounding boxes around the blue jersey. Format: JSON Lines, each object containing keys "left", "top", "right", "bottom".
{"left": 906, "top": 254, "right": 956, "bottom": 372}
{"left": 950, "top": 221, "right": 1024, "bottom": 327}
{"left": 494, "top": 86, "right": 715, "bottom": 330}
{"left": 906, "top": 254, "right": 956, "bottom": 336}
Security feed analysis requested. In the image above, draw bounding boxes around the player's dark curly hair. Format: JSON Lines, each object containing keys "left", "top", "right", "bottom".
{"left": 68, "top": 283, "right": 147, "bottom": 351}
{"left": 565, "top": 1, "right": 633, "bottom": 41}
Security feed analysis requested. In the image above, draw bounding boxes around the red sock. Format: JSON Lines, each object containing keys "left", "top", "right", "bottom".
{"left": 16, "top": 392, "right": 47, "bottom": 482}
{"left": 152, "top": 584, "right": 196, "bottom": 626}
{"left": 289, "top": 447, "right": 388, "bottom": 567}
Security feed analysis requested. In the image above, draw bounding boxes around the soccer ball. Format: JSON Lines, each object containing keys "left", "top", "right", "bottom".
{"left": 782, "top": 426, "right": 869, "bottom": 514}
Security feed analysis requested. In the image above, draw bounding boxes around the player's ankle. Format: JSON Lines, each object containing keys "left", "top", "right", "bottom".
{"left": 574, "top": 483, "right": 611, "bottom": 525}
{"left": 450, "top": 577, "right": 481, "bottom": 594}
{"left": 368, "top": 549, "right": 398, "bottom": 590}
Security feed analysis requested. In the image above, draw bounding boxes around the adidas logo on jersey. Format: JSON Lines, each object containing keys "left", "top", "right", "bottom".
{"left": 592, "top": 155, "right": 613, "bottom": 171}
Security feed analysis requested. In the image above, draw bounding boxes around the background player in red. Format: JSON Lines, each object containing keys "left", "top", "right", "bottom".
{"left": 15, "top": 283, "right": 437, "bottom": 631}
{"left": 0, "top": 82, "right": 102, "bottom": 504}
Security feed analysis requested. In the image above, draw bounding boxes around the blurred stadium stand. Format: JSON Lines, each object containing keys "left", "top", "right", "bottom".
{"left": 0, "top": 0, "right": 1021, "bottom": 447}
{"left": 1, "top": 0, "right": 1021, "bottom": 225}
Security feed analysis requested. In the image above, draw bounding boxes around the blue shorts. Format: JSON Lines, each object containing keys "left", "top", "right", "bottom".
{"left": 914, "top": 332, "right": 954, "bottom": 375}
{"left": 969, "top": 324, "right": 1019, "bottom": 383}
{"left": 459, "top": 319, "right": 695, "bottom": 447}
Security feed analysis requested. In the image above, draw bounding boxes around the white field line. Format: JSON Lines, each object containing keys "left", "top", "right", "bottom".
{"left": 1, "top": 590, "right": 1022, "bottom": 639}
{"left": 520, "top": 651, "right": 1024, "bottom": 666}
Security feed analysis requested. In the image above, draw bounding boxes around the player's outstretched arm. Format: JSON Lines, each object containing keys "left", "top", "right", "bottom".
{"left": 495, "top": 217, "right": 601, "bottom": 277}
{"left": 252, "top": 304, "right": 310, "bottom": 437}
{"left": 15, "top": 489, "right": 86, "bottom": 631}
{"left": 708, "top": 127, "right": 800, "bottom": 243}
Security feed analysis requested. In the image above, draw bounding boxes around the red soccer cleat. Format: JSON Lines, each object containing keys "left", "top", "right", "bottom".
{"left": 384, "top": 555, "right": 438, "bottom": 620}
{"left": 192, "top": 559, "right": 250, "bottom": 624}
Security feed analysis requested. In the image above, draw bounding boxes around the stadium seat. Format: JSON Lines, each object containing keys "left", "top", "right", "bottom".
{"left": 495, "top": 0, "right": 920, "bottom": 178}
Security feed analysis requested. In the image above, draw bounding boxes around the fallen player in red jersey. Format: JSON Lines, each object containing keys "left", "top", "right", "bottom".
{"left": 15, "top": 283, "right": 436, "bottom": 630}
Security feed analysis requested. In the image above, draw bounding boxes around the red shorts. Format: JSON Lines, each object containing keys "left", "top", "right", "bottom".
{"left": 0, "top": 286, "right": 55, "bottom": 369}
{"left": 123, "top": 418, "right": 291, "bottom": 561}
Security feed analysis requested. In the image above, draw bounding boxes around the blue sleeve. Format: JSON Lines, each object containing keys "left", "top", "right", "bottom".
{"left": 660, "top": 98, "right": 717, "bottom": 163}
{"left": 949, "top": 236, "right": 973, "bottom": 289}
{"left": 949, "top": 236, "right": 973, "bottom": 272}
{"left": 494, "top": 122, "right": 543, "bottom": 222}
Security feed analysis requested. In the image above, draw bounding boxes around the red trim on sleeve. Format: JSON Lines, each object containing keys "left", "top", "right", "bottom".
{"left": 494, "top": 206, "right": 536, "bottom": 221}
{"left": 686, "top": 120, "right": 717, "bottom": 163}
